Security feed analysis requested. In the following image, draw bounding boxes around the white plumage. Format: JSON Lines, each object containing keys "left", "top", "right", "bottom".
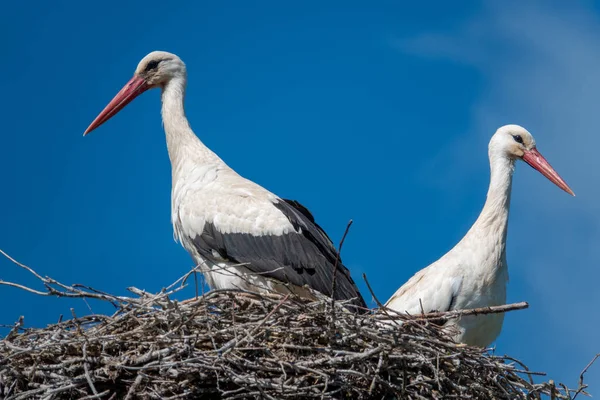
{"left": 84, "top": 51, "right": 366, "bottom": 309}
{"left": 385, "top": 125, "right": 574, "bottom": 347}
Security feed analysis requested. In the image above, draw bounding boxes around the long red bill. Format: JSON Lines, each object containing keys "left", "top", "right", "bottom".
{"left": 83, "top": 75, "right": 149, "bottom": 136}
{"left": 522, "top": 148, "right": 575, "bottom": 196}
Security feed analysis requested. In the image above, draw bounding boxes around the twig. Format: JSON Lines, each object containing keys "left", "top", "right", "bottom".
{"left": 363, "top": 272, "right": 401, "bottom": 327}
{"left": 194, "top": 268, "right": 199, "bottom": 299}
{"left": 372, "top": 301, "right": 529, "bottom": 323}
{"left": 0, "top": 249, "right": 46, "bottom": 281}
{"left": 414, "top": 302, "right": 529, "bottom": 321}
{"left": 78, "top": 390, "right": 111, "bottom": 399}
{"left": 572, "top": 353, "right": 600, "bottom": 400}
{"left": 124, "top": 373, "right": 144, "bottom": 400}
{"left": 362, "top": 273, "right": 385, "bottom": 310}
{"left": 5, "top": 316, "right": 24, "bottom": 340}
{"left": 330, "top": 219, "right": 353, "bottom": 303}
{"left": 82, "top": 343, "right": 99, "bottom": 396}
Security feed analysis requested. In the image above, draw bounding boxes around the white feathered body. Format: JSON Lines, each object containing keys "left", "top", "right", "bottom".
{"left": 158, "top": 72, "right": 365, "bottom": 306}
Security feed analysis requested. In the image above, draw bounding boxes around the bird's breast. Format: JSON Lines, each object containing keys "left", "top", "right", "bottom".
{"left": 452, "top": 312, "right": 505, "bottom": 347}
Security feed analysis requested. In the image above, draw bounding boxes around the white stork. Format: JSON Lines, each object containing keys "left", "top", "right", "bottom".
{"left": 83, "top": 51, "right": 366, "bottom": 309}
{"left": 385, "top": 125, "right": 574, "bottom": 347}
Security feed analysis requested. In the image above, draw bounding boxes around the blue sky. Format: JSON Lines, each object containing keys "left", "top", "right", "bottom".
{"left": 1, "top": 0, "right": 597, "bottom": 391}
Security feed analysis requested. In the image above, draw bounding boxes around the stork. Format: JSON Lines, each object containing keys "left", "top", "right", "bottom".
{"left": 384, "top": 125, "right": 574, "bottom": 347}
{"left": 83, "top": 51, "right": 366, "bottom": 309}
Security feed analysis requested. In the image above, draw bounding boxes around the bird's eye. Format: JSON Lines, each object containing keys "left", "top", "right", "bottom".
{"left": 513, "top": 135, "right": 524, "bottom": 144}
{"left": 145, "top": 60, "right": 161, "bottom": 72}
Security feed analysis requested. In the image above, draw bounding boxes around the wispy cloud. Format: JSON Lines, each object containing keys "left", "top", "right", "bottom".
{"left": 396, "top": 0, "right": 600, "bottom": 388}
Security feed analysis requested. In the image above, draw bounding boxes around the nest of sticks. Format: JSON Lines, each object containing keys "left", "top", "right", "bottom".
{"left": 0, "top": 250, "right": 596, "bottom": 400}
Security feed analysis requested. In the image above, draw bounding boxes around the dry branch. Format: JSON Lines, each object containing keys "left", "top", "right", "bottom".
{"left": 376, "top": 301, "right": 530, "bottom": 322}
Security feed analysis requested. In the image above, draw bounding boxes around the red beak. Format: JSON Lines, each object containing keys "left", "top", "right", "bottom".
{"left": 83, "top": 75, "right": 150, "bottom": 136}
{"left": 522, "top": 147, "right": 575, "bottom": 196}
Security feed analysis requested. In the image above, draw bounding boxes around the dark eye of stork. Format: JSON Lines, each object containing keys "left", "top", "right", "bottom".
{"left": 512, "top": 135, "right": 524, "bottom": 144}
{"left": 144, "top": 60, "right": 161, "bottom": 72}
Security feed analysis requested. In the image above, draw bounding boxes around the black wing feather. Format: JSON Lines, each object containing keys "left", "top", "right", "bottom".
{"left": 192, "top": 198, "right": 366, "bottom": 309}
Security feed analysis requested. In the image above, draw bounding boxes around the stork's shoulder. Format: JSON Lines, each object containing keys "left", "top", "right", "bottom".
{"left": 173, "top": 169, "right": 295, "bottom": 238}
{"left": 181, "top": 165, "right": 279, "bottom": 202}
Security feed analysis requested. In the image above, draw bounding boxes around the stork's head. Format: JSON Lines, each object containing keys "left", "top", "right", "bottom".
{"left": 490, "top": 124, "right": 574, "bottom": 196}
{"left": 83, "top": 51, "right": 185, "bottom": 136}
{"left": 134, "top": 51, "right": 186, "bottom": 87}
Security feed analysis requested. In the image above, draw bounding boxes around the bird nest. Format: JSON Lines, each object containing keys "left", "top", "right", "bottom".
{"left": 0, "top": 251, "right": 595, "bottom": 400}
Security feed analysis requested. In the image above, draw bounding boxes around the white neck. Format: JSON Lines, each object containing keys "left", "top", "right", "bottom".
{"left": 160, "top": 76, "right": 223, "bottom": 177}
{"left": 474, "top": 151, "right": 514, "bottom": 231}
{"left": 457, "top": 149, "right": 515, "bottom": 273}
